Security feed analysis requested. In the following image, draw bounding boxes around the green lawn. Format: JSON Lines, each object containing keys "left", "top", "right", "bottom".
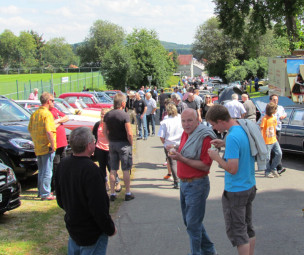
{"left": 0, "top": 72, "right": 107, "bottom": 100}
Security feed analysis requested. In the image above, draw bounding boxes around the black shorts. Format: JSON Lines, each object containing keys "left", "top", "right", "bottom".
{"left": 109, "top": 141, "right": 132, "bottom": 171}
{"left": 222, "top": 186, "right": 257, "bottom": 247}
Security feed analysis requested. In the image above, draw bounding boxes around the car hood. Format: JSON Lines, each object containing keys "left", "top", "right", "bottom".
{"left": 251, "top": 96, "right": 295, "bottom": 115}
{"left": 0, "top": 120, "right": 32, "bottom": 140}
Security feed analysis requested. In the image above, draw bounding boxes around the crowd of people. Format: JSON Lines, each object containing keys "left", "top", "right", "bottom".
{"left": 27, "top": 82, "right": 288, "bottom": 255}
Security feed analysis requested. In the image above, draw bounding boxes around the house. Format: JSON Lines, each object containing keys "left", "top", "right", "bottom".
{"left": 177, "top": 55, "right": 205, "bottom": 77}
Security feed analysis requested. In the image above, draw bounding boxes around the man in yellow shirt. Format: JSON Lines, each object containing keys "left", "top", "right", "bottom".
{"left": 28, "top": 92, "right": 57, "bottom": 200}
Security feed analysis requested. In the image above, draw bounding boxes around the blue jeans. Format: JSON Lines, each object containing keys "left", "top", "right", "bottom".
{"left": 146, "top": 114, "right": 155, "bottom": 135}
{"left": 180, "top": 176, "right": 216, "bottom": 255}
{"left": 159, "top": 105, "right": 165, "bottom": 120}
{"left": 136, "top": 114, "right": 147, "bottom": 139}
{"left": 266, "top": 141, "right": 282, "bottom": 173}
{"left": 68, "top": 234, "right": 108, "bottom": 255}
{"left": 37, "top": 152, "right": 55, "bottom": 198}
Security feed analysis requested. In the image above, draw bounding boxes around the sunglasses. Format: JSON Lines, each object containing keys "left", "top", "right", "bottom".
{"left": 49, "top": 99, "right": 54, "bottom": 102}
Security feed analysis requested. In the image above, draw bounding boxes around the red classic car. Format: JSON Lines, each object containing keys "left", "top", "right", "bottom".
{"left": 59, "top": 92, "right": 113, "bottom": 109}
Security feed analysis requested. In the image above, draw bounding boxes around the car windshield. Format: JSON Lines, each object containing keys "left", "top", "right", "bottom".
{"left": 0, "top": 99, "right": 31, "bottom": 122}
{"left": 54, "top": 102, "right": 72, "bottom": 115}
{"left": 74, "top": 99, "right": 89, "bottom": 109}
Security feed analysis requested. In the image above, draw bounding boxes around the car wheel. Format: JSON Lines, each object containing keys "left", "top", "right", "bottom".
{"left": 0, "top": 151, "right": 14, "bottom": 169}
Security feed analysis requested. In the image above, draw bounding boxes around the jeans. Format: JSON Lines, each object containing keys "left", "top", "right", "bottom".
{"left": 68, "top": 234, "right": 108, "bottom": 255}
{"left": 136, "top": 114, "right": 148, "bottom": 138}
{"left": 37, "top": 152, "right": 55, "bottom": 198}
{"left": 180, "top": 176, "right": 216, "bottom": 255}
{"left": 266, "top": 141, "right": 282, "bottom": 173}
{"left": 146, "top": 114, "right": 155, "bottom": 135}
{"left": 159, "top": 105, "right": 165, "bottom": 121}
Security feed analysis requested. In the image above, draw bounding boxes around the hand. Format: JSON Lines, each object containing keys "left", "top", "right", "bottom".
{"left": 210, "top": 139, "right": 225, "bottom": 148}
{"left": 168, "top": 150, "right": 181, "bottom": 161}
{"left": 208, "top": 148, "right": 220, "bottom": 160}
{"left": 140, "top": 114, "right": 144, "bottom": 119}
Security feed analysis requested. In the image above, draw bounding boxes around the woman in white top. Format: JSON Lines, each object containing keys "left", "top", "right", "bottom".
{"left": 158, "top": 103, "right": 184, "bottom": 189}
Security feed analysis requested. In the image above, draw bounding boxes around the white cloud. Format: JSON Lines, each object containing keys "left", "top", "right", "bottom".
{"left": 0, "top": 0, "right": 215, "bottom": 44}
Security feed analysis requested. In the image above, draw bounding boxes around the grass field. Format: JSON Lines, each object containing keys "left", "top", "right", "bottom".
{"left": 0, "top": 72, "right": 106, "bottom": 100}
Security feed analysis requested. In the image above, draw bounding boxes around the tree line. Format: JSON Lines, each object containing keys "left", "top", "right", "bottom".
{"left": 192, "top": 0, "right": 304, "bottom": 82}
{"left": 0, "top": 21, "right": 179, "bottom": 91}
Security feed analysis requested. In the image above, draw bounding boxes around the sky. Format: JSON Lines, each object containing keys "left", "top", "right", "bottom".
{"left": 0, "top": 0, "right": 215, "bottom": 45}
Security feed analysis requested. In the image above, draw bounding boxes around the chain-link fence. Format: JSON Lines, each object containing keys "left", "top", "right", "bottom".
{"left": 0, "top": 72, "right": 106, "bottom": 100}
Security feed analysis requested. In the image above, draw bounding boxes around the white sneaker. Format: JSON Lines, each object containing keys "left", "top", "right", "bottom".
{"left": 271, "top": 170, "right": 280, "bottom": 178}
{"left": 168, "top": 176, "right": 174, "bottom": 182}
{"left": 265, "top": 172, "right": 275, "bottom": 178}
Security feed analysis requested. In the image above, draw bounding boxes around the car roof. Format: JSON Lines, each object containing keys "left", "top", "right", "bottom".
{"left": 284, "top": 104, "right": 304, "bottom": 109}
{"left": 59, "top": 92, "right": 94, "bottom": 97}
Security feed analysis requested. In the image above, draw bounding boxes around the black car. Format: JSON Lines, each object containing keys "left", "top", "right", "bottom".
{"left": 0, "top": 162, "right": 21, "bottom": 214}
{"left": 280, "top": 104, "right": 304, "bottom": 154}
{"left": 0, "top": 96, "right": 37, "bottom": 179}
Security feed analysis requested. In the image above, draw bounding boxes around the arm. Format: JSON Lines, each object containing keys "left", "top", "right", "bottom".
{"left": 208, "top": 150, "right": 239, "bottom": 175}
{"left": 103, "top": 122, "right": 109, "bottom": 140}
{"left": 141, "top": 106, "right": 147, "bottom": 119}
{"left": 46, "top": 131, "right": 56, "bottom": 153}
{"left": 160, "top": 137, "right": 165, "bottom": 144}
{"left": 125, "top": 122, "right": 133, "bottom": 146}
{"left": 169, "top": 151, "right": 210, "bottom": 172}
{"left": 210, "top": 139, "right": 225, "bottom": 148}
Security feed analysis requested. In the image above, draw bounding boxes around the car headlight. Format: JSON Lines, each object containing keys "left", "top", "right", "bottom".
{"left": 9, "top": 138, "right": 35, "bottom": 151}
{"left": 7, "top": 167, "right": 17, "bottom": 183}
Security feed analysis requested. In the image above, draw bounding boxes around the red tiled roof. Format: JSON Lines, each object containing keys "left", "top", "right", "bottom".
{"left": 178, "top": 55, "right": 193, "bottom": 65}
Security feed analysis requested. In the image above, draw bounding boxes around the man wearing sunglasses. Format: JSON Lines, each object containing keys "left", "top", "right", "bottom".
{"left": 28, "top": 92, "right": 57, "bottom": 200}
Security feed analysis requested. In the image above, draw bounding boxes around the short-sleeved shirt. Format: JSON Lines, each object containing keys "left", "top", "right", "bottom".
{"left": 243, "top": 100, "right": 256, "bottom": 120}
{"left": 50, "top": 107, "right": 67, "bottom": 149}
{"left": 184, "top": 100, "right": 198, "bottom": 110}
{"left": 260, "top": 115, "right": 277, "bottom": 145}
{"left": 224, "top": 100, "right": 246, "bottom": 118}
{"left": 96, "top": 122, "right": 109, "bottom": 151}
{"left": 224, "top": 125, "right": 255, "bottom": 192}
{"left": 28, "top": 106, "right": 56, "bottom": 156}
{"left": 274, "top": 105, "right": 286, "bottom": 131}
{"left": 177, "top": 132, "right": 212, "bottom": 179}
{"left": 134, "top": 99, "right": 147, "bottom": 115}
{"left": 158, "top": 93, "right": 168, "bottom": 107}
{"left": 158, "top": 115, "right": 183, "bottom": 148}
{"left": 104, "top": 109, "right": 130, "bottom": 142}
{"left": 145, "top": 98, "right": 157, "bottom": 115}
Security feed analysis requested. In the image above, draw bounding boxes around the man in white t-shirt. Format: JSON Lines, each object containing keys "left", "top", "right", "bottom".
{"left": 224, "top": 94, "right": 246, "bottom": 119}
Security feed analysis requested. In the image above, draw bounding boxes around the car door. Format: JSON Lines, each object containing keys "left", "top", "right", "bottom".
{"left": 279, "top": 108, "right": 293, "bottom": 149}
{"left": 283, "top": 108, "right": 304, "bottom": 152}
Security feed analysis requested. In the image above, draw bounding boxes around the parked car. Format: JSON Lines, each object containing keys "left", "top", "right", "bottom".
{"left": 0, "top": 162, "right": 21, "bottom": 214}
{"left": 16, "top": 100, "right": 98, "bottom": 131}
{"left": 280, "top": 104, "right": 304, "bottom": 154}
{"left": 59, "top": 92, "right": 113, "bottom": 109}
{"left": 103, "top": 90, "right": 123, "bottom": 99}
{"left": 0, "top": 96, "right": 37, "bottom": 179}
{"left": 251, "top": 96, "right": 303, "bottom": 154}
{"left": 85, "top": 91, "right": 113, "bottom": 103}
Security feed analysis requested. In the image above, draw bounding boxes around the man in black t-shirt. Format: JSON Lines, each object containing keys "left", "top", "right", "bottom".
{"left": 134, "top": 92, "right": 148, "bottom": 140}
{"left": 104, "top": 93, "right": 135, "bottom": 202}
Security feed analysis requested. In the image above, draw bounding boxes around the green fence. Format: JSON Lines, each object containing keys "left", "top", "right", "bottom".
{"left": 0, "top": 72, "right": 106, "bottom": 100}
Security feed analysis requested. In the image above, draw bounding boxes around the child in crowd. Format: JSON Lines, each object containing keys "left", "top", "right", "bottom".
{"left": 260, "top": 102, "right": 283, "bottom": 178}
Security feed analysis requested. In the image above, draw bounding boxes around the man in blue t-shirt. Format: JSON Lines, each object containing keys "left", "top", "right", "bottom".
{"left": 206, "top": 104, "right": 256, "bottom": 255}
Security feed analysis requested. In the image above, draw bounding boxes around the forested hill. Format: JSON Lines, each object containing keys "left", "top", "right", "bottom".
{"left": 72, "top": 41, "right": 192, "bottom": 55}
{"left": 160, "top": 41, "right": 192, "bottom": 54}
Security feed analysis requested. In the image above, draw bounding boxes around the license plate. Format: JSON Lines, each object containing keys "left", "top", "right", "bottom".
{"left": 0, "top": 193, "right": 2, "bottom": 203}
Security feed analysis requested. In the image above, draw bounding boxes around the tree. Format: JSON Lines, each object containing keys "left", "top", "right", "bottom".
{"left": 29, "top": 30, "right": 45, "bottom": 66}
{"left": 42, "top": 38, "right": 78, "bottom": 70}
{"left": 192, "top": 17, "right": 244, "bottom": 80}
{"left": 214, "top": 0, "right": 304, "bottom": 51}
{"left": 126, "top": 28, "right": 174, "bottom": 88}
{"left": 100, "top": 44, "right": 133, "bottom": 90}
{"left": 77, "top": 20, "right": 125, "bottom": 66}
{"left": 18, "top": 31, "right": 38, "bottom": 70}
{"left": 0, "top": 30, "right": 19, "bottom": 69}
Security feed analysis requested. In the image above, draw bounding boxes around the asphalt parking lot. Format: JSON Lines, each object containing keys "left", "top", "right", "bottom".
{"left": 107, "top": 126, "right": 304, "bottom": 255}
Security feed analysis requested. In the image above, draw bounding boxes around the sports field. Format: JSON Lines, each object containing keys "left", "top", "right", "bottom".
{"left": 0, "top": 72, "right": 106, "bottom": 100}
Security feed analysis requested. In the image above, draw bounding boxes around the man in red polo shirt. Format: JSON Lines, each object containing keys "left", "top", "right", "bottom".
{"left": 169, "top": 108, "right": 217, "bottom": 255}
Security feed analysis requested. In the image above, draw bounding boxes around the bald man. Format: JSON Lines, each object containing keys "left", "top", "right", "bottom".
{"left": 241, "top": 94, "right": 256, "bottom": 122}
{"left": 169, "top": 108, "right": 217, "bottom": 255}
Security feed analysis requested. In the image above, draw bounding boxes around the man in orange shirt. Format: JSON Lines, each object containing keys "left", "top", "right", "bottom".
{"left": 260, "top": 102, "right": 282, "bottom": 178}
{"left": 28, "top": 92, "right": 56, "bottom": 200}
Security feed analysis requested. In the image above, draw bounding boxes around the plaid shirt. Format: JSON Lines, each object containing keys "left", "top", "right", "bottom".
{"left": 28, "top": 106, "right": 56, "bottom": 156}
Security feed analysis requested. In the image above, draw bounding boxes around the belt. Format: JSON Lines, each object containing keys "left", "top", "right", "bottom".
{"left": 180, "top": 176, "right": 206, "bottom": 182}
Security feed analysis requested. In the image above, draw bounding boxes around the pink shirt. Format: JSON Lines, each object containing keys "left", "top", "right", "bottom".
{"left": 96, "top": 122, "right": 109, "bottom": 151}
